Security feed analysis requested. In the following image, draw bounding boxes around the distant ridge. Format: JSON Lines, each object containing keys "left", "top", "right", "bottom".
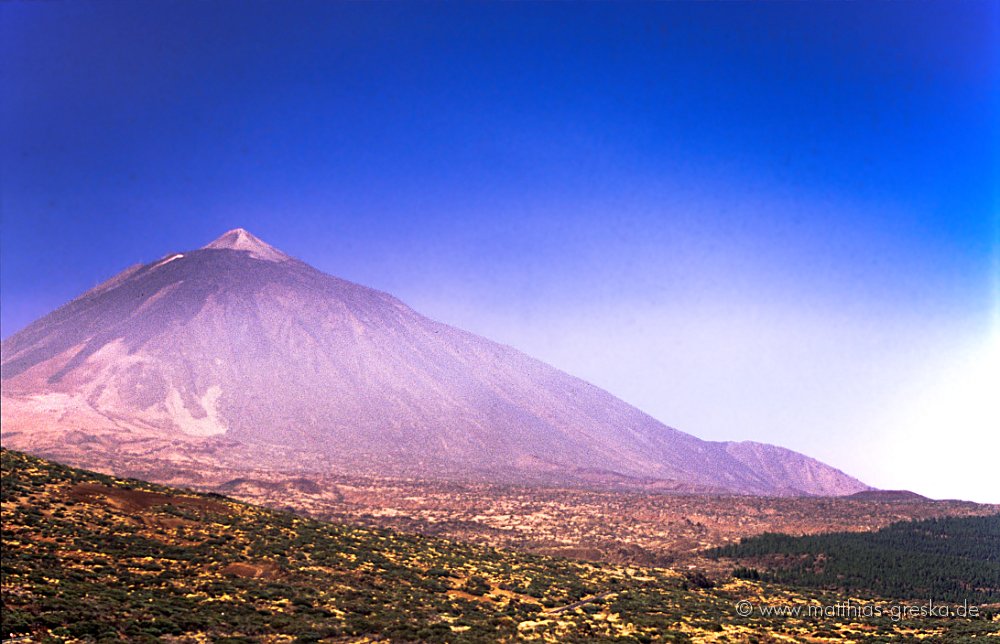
{"left": 0, "top": 229, "right": 871, "bottom": 496}
{"left": 848, "top": 490, "right": 929, "bottom": 502}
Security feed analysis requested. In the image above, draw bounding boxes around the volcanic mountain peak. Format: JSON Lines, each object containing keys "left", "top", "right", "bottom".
{"left": 203, "top": 228, "right": 289, "bottom": 262}
{"left": 0, "top": 229, "right": 872, "bottom": 496}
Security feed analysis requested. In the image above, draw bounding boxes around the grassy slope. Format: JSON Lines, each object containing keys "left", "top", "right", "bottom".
{"left": 2, "top": 449, "right": 997, "bottom": 643}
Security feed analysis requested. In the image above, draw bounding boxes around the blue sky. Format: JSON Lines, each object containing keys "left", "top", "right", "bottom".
{"left": 2, "top": 1, "right": 998, "bottom": 501}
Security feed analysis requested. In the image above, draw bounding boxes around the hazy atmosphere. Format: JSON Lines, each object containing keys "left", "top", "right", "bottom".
{"left": 2, "top": 1, "right": 997, "bottom": 501}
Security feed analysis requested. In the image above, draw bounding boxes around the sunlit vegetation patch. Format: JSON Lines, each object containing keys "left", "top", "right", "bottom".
{"left": 709, "top": 514, "right": 1000, "bottom": 603}
{"left": 2, "top": 449, "right": 997, "bottom": 642}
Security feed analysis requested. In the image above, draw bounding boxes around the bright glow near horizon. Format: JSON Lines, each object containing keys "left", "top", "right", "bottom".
{"left": 869, "top": 334, "right": 999, "bottom": 503}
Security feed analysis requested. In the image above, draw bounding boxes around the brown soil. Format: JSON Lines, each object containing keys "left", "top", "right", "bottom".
{"left": 220, "top": 561, "right": 284, "bottom": 579}
{"left": 70, "top": 482, "right": 229, "bottom": 514}
{"left": 446, "top": 590, "right": 493, "bottom": 603}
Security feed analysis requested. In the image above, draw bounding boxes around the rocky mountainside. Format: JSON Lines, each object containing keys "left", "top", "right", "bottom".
{"left": 1, "top": 229, "right": 869, "bottom": 496}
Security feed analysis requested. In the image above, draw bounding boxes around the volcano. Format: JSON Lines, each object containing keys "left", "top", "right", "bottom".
{"left": 1, "top": 229, "right": 869, "bottom": 495}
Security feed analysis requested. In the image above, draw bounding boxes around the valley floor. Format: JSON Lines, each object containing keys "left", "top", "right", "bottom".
{"left": 190, "top": 468, "right": 997, "bottom": 571}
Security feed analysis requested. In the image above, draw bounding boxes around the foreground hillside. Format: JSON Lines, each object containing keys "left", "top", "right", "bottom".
{"left": 2, "top": 450, "right": 997, "bottom": 642}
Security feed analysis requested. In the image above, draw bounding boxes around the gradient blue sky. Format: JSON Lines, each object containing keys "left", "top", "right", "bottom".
{"left": 2, "top": 1, "right": 998, "bottom": 501}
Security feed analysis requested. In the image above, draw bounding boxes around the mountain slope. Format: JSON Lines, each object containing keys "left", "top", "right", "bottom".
{"left": 0, "top": 229, "right": 869, "bottom": 495}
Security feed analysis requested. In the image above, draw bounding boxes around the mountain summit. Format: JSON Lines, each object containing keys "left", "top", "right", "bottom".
{"left": 0, "top": 230, "right": 869, "bottom": 495}
{"left": 203, "top": 228, "right": 290, "bottom": 262}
